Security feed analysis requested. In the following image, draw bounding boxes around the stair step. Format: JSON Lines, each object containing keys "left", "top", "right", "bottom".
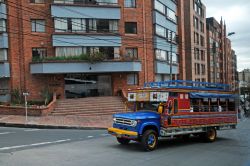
{"left": 51, "top": 96, "right": 127, "bottom": 116}
{"left": 52, "top": 108, "right": 125, "bottom": 113}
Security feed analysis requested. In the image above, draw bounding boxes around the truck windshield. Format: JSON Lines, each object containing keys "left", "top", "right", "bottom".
{"left": 137, "top": 102, "right": 159, "bottom": 111}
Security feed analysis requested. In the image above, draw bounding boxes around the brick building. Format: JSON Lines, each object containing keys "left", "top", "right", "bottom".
{"left": 0, "top": 0, "right": 178, "bottom": 102}
{"left": 206, "top": 17, "right": 237, "bottom": 90}
{"left": 178, "top": 0, "right": 207, "bottom": 82}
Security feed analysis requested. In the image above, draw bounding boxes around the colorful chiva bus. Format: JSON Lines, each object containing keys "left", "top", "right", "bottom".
{"left": 108, "top": 80, "right": 237, "bottom": 151}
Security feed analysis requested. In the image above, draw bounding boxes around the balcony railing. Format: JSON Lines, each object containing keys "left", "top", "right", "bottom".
{"left": 53, "top": 0, "right": 118, "bottom": 6}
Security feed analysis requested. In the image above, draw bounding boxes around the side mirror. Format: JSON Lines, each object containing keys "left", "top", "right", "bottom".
{"left": 158, "top": 105, "right": 164, "bottom": 114}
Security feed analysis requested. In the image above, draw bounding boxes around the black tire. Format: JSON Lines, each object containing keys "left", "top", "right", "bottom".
{"left": 116, "top": 137, "right": 130, "bottom": 145}
{"left": 141, "top": 130, "right": 158, "bottom": 151}
{"left": 204, "top": 128, "right": 217, "bottom": 142}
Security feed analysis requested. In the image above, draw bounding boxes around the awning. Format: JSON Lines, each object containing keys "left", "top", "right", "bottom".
{"left": 190, "top": 92, "right": 235, "bottom": 99}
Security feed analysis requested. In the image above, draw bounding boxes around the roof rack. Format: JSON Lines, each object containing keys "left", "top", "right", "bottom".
{"left": 144, "top": 80, "right": 230, "bottom": 91}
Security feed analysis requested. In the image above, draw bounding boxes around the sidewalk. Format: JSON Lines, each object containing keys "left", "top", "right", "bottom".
{"left": 0, "top": 115, "right": 113, "bottom": 130}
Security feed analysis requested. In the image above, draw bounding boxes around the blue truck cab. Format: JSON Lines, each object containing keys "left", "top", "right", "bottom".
{"left": 108, "top": 109, "right": 162, "bottom": 151}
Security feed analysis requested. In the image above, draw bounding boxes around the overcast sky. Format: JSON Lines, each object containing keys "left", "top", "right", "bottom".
{"left": 202, "top": 0, "right": 250, "bottom": 71}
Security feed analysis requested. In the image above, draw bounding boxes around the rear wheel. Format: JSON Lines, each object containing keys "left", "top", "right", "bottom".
{"left": 117, "top": 137, "right": 130, "bottom": 145}
{"left": 141, "top": 130, "right": 158, "bottom": 151}
{"left": 204, "top": 128, "right": 217, "bottom": 142}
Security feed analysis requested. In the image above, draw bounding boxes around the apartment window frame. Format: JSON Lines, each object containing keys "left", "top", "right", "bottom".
{"left": 155, "top": 49, "right": 168, "bottom": 61}
{"left": 125, "top": 48, "right": 138, "bottom": 60}
{"left": 124, "top": 0, "right": 136, "bottom": 8}
{"left": 166, "top": 7, "right": 176, "bottom": 23}
{"left": 0, "top": 48, "right": 7, "bottom": 61}
{"left": 154, "top": 0, "right": 165, "bottom": 14}
{"left": 0, "top": 19, "right": 6, "bottom": 32}
{"left": 32, "top": 48, "right": 47, "bottom": 61}
{"left": 30, "top": 0, "right": 45, "bottom": 3}
{"left": 155, "top": 24, "right": 166, "bottom": 38}
{"left": 31, "top": 19, "right": 46, "bottom": 32}
{"left": 125, "top": 22, "right": 137, "bottom": 34}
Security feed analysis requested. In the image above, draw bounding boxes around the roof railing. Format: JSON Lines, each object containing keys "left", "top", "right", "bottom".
{"left": 144, "top": 80, "right": 230, "bottom": 91}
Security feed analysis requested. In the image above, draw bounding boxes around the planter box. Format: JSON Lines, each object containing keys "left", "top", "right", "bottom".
{"left": 0, "top": 94, "right": 57, "bottom": 116}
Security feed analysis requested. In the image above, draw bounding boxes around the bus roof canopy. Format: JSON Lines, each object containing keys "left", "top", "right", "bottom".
{"left": 190, "top": 92, "right": 235, "bottom": 99}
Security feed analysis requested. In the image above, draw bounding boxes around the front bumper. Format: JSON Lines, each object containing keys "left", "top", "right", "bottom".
{"left": 108, "top": 127, "right": 138, "bottom": 139}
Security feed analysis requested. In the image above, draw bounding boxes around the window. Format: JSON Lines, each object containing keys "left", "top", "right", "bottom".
{"left": 0, "top": 19, "right": 6, "bottom": 32}
{"left": 201, "top": 50, "right": 205, "bottom": 61}
{"left": 0, "top": 49, "right": 7, "bottom": 61}
{"left": 201, "top": 64, "right": 206, "bottom": 75}
{"left": 155, "top": 24, "right": 166, "bottom": 37}
{"left": 168, "top": 30, "right": 176, "bottom": 42}
{"left": 155, "top": 49, "right": 167, "bottom": 61}
{"left": 31, "top": 19, "right": 45, "bottom": 32}
{"left": 96, "top": 19, "right": 118, "bottom": 33}
{"left": 125, "top": 22, "right": 137, "bottom": 34}
{"left": 125, "top": 48, "right": 138, "bottom": 59}
{"left": 171, "top": 53, "right": 178, "bottom": 63}
{"left": 30, "top": 0, "right": 45, "bottom": 3}
{"left": 71, "top": 18, "right": 86, "bottom": 32}
{"left": 200, "top": 35, "right": 204, "bottom": 46}
{"left": 200, "top": 21, "right": 204, "bottom": 32}
{"left": 193, "top": 17, "right": 198, "bottom": 30}
{"left": 32, "top": 48, "right": 47, "bottom": 59}
{"left": 56, "top": 47, "right": 86, "bottom": 57}
{"left": 54, "top": 18, "right": 68, "bottom": 32}
{"left": 155, "top": 0, "right": 165, "bottom": 14}
{"left": 96, "top": 0, "right": 118, "bottom": 5}
{"left": 127, "top": 74, "right": 138, "bottom": 85}
{"left": 124, "top": 0, "right": 136, "bottom": 8}
{"left": 55, "top": 18, "right": 118, "bottom": 33}
{"left": 167, "top": 8, "right": 176, "bottom": 22}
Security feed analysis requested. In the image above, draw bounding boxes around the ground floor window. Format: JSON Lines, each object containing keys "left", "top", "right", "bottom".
{"left": 64, "top": 74, "right": 112, "bottom": 98}
{"left": 127, "top": 74, "right": 138, "bottom": 85}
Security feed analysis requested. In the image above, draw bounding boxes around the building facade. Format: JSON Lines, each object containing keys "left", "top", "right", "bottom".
{"left": 206, "top": 17, "right": 223, "bottom": 84}
{"left": 0, "top": 0, "right": 178, "bottom": 102}
{"left": 206, "top": 17, "right": 237, "bottom": 90}
{"left": 239, "top": 69, "right": 250, "bottom": 88}
{"left": 179, "top": 0, "right": 207, "bottom": 82}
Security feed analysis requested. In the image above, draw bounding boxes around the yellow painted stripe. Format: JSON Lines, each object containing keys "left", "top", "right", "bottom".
{"left": 108, "top": 128, "right": 138, "bottom": 136}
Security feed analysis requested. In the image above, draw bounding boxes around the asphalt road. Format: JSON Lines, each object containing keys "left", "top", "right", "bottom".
{"left": 0, "top": 119, "right": 250, "bottom": 166}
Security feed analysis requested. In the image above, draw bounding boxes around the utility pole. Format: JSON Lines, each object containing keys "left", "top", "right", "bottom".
{"left": 170, "top": 31, "right": 173, "bottom": 81}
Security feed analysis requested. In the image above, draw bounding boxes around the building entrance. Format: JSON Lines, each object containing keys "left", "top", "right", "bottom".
{"left": 65, "top": 74, "right": 112, "bottom": 98}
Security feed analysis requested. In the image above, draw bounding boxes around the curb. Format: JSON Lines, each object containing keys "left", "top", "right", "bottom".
{"left": 0, "top": 122, "right": 108, "bottom": 130}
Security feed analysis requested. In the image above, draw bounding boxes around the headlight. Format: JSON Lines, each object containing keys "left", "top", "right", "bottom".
{"left": 131, "top": 120, "right": 137, "bottom": 127}
{"left": 113, "top": 118, "right": 117, "bottom": 123}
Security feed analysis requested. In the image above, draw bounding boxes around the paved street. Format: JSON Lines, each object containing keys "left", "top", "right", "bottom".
{"left": 0, "top": 118, "right": 250, "bottom": 166}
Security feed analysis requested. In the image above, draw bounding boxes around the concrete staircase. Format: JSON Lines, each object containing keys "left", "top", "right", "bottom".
{"left": 51, "top": 96, "right": 129, "bottom": 117}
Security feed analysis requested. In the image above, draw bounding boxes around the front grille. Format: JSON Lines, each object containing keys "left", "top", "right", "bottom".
{"left": 114, "top": 118, "right": 134, "bottom": 126}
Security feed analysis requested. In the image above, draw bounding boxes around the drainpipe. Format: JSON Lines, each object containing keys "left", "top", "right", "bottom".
{"left": 142, "top": 0, "right": 148, "bottom": 83}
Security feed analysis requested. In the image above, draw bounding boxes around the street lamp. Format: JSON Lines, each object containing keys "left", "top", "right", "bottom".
{"left": 228, "top": 32, "right": 236, "bottom": 37}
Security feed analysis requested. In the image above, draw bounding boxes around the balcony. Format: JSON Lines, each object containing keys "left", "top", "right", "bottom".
{"left": 0, "top": 62, "right": 10, "bottom": 77}
{"left": 30, "top": 61, "right": 141, "bottom": 74}
{"left": 53, "top": 34, "right": 121, "bottom": 47}
{"left": 53, "top": 0, "right": 118, "bottom": 6}
{"left": 51, "top": 3, "right": 120, "bottom": 20}
{"left": 155, "top": 61, "right": 178, "bottom": 74}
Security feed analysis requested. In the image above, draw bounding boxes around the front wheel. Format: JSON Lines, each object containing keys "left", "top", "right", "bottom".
{"left": 141, "top": 130, "right": 158, "bottom": 151}
{"left": 116, "top": 137, "right": 130, "bottom": 145}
